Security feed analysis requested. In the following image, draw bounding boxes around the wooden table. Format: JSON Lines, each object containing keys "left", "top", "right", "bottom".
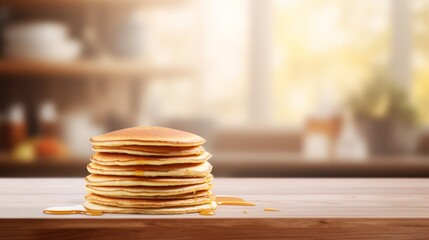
{"left": 1, "top": 178, "right": 429, "bottom": 239}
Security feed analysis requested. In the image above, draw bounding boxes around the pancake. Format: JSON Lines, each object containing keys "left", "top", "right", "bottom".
{"left": 86, "top": 182, "right": 213, "bottom": 198}
{"left": 90, "top": 126, "right": 206, "bottom": 147}
{"left": 91, "top": 145, "right": 200, "bottom": 153}
{"left": 92, "top": 145, "right": 205, "bottom": 157}
{"left": 85, "top": 193, "right": 214, "bottom": 208}
{"left": 85, "top": 174, "right": 214, "bottom": 187}
{"left": 90, "top": 152, "right": 211, "bottom": 166}
{"left": 86, "top": 190, "right": 212, "bottom": 200}
{"left": 83, "top": 201, "right": 216, "bottom": 214}
{"left": 87, "top": 162, "right": 212, "bottom": 177}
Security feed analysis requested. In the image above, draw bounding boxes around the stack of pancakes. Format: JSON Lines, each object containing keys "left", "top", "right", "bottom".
{"left": 83, "top": 126, "right": 215, "bottom": 214}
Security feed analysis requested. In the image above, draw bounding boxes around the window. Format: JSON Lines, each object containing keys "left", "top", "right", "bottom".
{"left": 142, "top": 0, "right": 429, "bottom": 128}
{"left": 412, "top": 0, "right": 429, "bottom": 125}
{"left": 271, "top": 0, "right": 390, "bottom": 127}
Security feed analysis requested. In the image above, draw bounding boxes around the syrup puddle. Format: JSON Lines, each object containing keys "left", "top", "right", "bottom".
{"left": 215, "top": 196, "right": 245, "bottom": 202}
{"left": 264, "top": 208, "right": 280, "bottom": 212}
{"left": 44, "top": 196, "right": 273, "bottom": 217}
{"left": 43, "top": 205, "right": 103, "bottom": 216}
{"left": 199, "top": 209, "right": 215, "bottom": 216}
{"left": 199, "top": 195, "right": 256, "bottom": 216}
{"left": 215, "top": 195, "right": 255, "bottom": 206}
{"left": 217, "top": 201, "right": 256, "bottom": 206}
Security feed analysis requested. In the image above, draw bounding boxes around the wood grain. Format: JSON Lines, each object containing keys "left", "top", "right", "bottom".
{"left": 1, "top": 178, "right": 429, "bottom": 239}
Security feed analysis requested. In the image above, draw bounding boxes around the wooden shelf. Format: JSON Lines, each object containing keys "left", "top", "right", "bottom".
{"left": 0, "top": 60, "right": 193, "bottom": 77}
{"left": 0, "top": 0, "right": 189, "bottom": 8}
{"left": 0, "top": 159, "right": 88, "bottom": 177}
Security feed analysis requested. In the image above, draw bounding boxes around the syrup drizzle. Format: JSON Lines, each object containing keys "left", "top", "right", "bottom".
{"left": 198, "top": 195, "right": 256, "bottom": 216}
{"left": 264, "top": 208, "right": 280, "bottom": 212}
{"left": 217, "top": 201, "right": 256, "bottom": 206}
{"left": 44, "top": 196, "right": 274, "bottom": 217}
{"left": 215, "top": 195, "right": 255, "bottom": 206}
{"left": 215, "top": 196, "right": 245, "bottom": 202}
{"left": 43, "top": 205, "right": 103, "bottom": 216}
{"left": 198, "top": 209, "right": 215, "bottom": 216}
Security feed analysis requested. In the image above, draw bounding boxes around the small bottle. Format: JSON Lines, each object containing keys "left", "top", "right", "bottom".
{"left": 335, "top": 112, "right": 368, "bottom": 161}
{"left": 0, "top": 113, "right": 7, "bottom": 152}
{"left": 303, "top": 87, "right": 341, "bottom": 160}
{"left": 39, "top": 101, "right": 58, "bottom": 137}
{"left": 7, "top": 103, "right": 27, "bottom": 151}
{"left": 36, "top": 101, "right": 67, "bottom": 160}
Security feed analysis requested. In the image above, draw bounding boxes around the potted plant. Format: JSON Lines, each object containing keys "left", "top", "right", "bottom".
{"left": 349, "top": 71, "right": 419, "bottom": 154}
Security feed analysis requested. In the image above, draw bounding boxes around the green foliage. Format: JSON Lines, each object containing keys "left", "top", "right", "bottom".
{"left": 349, "top": 71, "right": 418, "bottom": 125}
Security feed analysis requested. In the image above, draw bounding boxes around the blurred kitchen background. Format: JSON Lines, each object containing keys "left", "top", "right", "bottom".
{"left": 0, "top": 0, "right": 429, "bottom": 177}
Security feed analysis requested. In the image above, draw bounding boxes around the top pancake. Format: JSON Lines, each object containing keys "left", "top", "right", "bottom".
{"left": 90, "top": 126, "right": 206, "bottom": 147}
{"left": 93, "top": 145, "right": 202, "bottom": 154}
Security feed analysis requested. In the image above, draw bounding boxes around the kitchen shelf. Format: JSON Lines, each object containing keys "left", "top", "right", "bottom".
{"left": 0, "top": 60, "right": 193, "bottom": 77}
{"left": 0, "top": 0, "right": 189, "bottom": 8}
{"left": 0, "top": 159, "right": 89, "bottom": 177}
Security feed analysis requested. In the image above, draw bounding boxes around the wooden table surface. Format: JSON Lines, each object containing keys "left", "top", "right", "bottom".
{"left": 1, "top": 178, "right": 429, "bottom": 239}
